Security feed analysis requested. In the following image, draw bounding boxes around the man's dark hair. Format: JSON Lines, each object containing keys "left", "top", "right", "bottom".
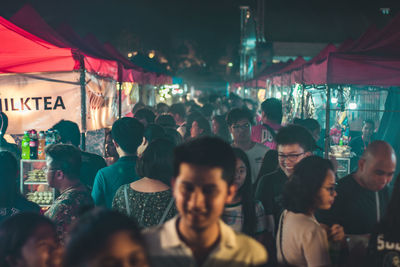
{"left": 226, "top": 107, "right": 254, "bottom": 126}
{"left": 156, "top": 102, "right": 169, "bottom": 115}
{"left": 143, "top": 124, "right": 165, "bottom": 143}
{"left": 169, "top": 103, "right": 186, "bottom": 119}
{"left": 276, "top": 124, "right": 316, "bottom": 152}
{"left": 134, "top": 108, "right": 155, "bottom": 125}
{"left": 136, "top": 139, "right": 174, "bottom": 186}
{"left": 63, "top": 208, "right": 145, "bottom": 267}
{"left": 45, "top": 144, "right": 82, "bottom": 179}
{"left": 192, "top": 116, "right": 212, "bottom": 137}
{"left": 283, "top": 156, "right": 334, "bottom": 213}
{"left": 261, "top": 98, "right": 283, "bottom": 124}
{"left": 155, "top": 114, "right": 176, "bottom": 129}
{"left": 363, "top": 119, "right": 375, "bottom": 129}
{"left": 52, "top": 120, "right": 80, "bottom": 147}
{"left": 111, "top": 117, "right": 144, "bottom": 154}
{"left": 173, "top": 137, "right": 236, "bottom": 185}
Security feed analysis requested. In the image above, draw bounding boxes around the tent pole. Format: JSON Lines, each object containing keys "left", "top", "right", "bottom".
{"left": 80, "top": 60, "right": 87, "bottom": 151}
{"left": 324, "top": 85, "right": 331, "bottom": 159}
{"left": 118, "top": 82, "right": 122, "bottom": 119}
{"left": 301, "top": 84, "right": 305, "bottom": 119}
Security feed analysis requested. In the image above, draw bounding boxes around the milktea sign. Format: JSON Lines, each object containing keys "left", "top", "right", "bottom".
{"left": 0, "top": 72, "right": 82, "bottom": 134}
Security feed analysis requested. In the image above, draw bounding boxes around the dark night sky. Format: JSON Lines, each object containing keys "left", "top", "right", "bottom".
{"left": 1, "top": 0, "right": 399, "bottom": 76}
{"left": 1, "top": 0, "right": 245, "bottom": 70}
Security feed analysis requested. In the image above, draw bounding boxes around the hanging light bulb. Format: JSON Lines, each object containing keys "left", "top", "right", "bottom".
{"left": 349, "top": 95, "right": 357, "bottom": 110}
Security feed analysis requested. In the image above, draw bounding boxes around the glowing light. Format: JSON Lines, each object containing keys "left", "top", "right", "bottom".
{"left": 349, "top": 102, "right": 357, "bottom": 110}
{"left": 127, "top": 53, "right": 133, "bottom": 58}
{"left": 276, "top": 92, "right": 282, "bottom": 99}
{"left": 148, "top": 51, "right": 155, "bottom": 59}
{"left": 227, "top": 62, "right": 233, "bottom": 67}
{"left": 331, "top": 97, "right": 338, "bottom": 104}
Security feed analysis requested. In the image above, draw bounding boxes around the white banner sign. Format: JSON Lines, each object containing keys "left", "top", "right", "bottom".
{"left": 0, "top": 72, "right": 82, "bottom": 134}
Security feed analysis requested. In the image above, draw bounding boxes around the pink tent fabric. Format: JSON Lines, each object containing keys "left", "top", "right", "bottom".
{"left": 327, "top": 53, "right": 400, "bottom": 86}
{"left": 10, "top": 6, "right": 118, "bottom": 80}
{"left": 347, "top": 25, "right": 379, "bottom": 51}
{"left": 234, "top": 61, "right": 292, "bottom": 88}
{"left": 0, "top": 16, "right": 78, "bottom": 73}
{"left": 336, "top": 38, "right": 354, "bottom": 52}
{"left": 11, "top": 6, "right": 147, "bottom": 83}
{"left": 268, "top": 57, "right": 306, "bottom": 86}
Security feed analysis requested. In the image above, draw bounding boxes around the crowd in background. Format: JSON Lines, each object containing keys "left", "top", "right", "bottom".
{"left": 0, "top": 92, "right": 398, "bottom": 267}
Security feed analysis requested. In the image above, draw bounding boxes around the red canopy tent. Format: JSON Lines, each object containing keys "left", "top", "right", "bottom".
{"left": 0, "top": 15, "right": 123, "bottom": 135}
{"left": 268, "top": 57, "right": 306, "bottom": 87}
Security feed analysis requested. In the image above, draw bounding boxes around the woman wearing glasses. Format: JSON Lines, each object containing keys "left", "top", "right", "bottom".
{"left": 277, "top": 156, "right": 344, "bottom": 267}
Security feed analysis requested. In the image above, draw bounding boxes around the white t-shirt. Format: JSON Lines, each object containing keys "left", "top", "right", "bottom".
{"left": 277, "top": 210, "right": 331, "bottom": 267}
{"left": 245, "top": 142, "right": 269, "bottom": 184}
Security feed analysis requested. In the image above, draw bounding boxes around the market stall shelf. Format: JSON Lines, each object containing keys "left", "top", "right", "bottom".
{"left": 20, "top": 160, "right": 55, "bottom": 208}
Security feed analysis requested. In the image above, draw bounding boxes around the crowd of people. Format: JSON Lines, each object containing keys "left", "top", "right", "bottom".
{"left": 0, "top": 93, "right": 399, "bottom": 267}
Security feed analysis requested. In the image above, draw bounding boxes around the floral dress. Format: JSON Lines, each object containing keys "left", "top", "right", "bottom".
{"left": 112, "top": 184, "right": 177, "bottom": 228}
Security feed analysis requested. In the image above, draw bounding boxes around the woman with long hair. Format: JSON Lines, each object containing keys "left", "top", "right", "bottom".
{"left": 277, "top": 156, "right": 343, "bottom": 267}
{"left": 112, "top": 139, "right": 177, "bottom": 228}
{"left": 0, "top": 151, "right": 40, "bottom": 222}
{"left": 367, "top": 174, "right": 400, "bottom": 267}
{"left": 222, "top": 148, "right": 270, "bottom": 240}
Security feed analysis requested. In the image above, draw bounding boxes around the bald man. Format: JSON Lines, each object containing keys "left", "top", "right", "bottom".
{"left": 317, "top": 141, "right": 396, "bottom": 236}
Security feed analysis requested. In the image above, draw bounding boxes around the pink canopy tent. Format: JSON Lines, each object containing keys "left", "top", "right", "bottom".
{"left": 9, "top": 5, "right": 118, "bottom": 80}
{"left": 11, "top": 5, "right": 172, "bottom": 85}
{"left": 268, "top": 57, "right": 306, "bottom": 87}
{"left": 337, "top": 38, "right": 354, "bottom": 52}
{"left": 233, "top": 61, "right": 293, "bottom": 88}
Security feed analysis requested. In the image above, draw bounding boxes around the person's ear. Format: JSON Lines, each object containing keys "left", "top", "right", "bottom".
{"left": 225, "top": 184, "right": 237, "bottom": 204}
{"left": 54, "top": 169, "right": 64, "bottom": 181}
{"left": 305, "top": 151, "right": 312, "bottom": 157}
{"left": 358, "top": 158, "right": 366, "bottom": 172}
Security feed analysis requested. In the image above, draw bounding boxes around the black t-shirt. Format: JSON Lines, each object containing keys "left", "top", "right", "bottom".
{"left": 367, "top": 225, "right": 400, "bottom": 267}
{"left": 317, "top": 173, "right": 390, "bottom": 235}
{"left": 255, "top": 168, "right": 288, "bottom": 226}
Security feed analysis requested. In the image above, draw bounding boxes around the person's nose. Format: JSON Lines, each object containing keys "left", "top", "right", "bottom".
{"left": 188, "top": 188, "right": 205, "bottom": 210}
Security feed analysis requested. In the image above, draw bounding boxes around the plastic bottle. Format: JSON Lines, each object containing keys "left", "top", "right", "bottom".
{"left": 37, "top": 131, "right": 46, "bottom": 160}
{"left": 21, "top": 131, "right": 30, "bottom": 159}
{"left": 29, "top": 130, "right": 38, "bottom": 159}
{"left": 45, "top": 130, "right": 54, "bottom": 146}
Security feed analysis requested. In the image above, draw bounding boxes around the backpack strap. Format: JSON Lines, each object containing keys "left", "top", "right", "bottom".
{"left": 124, "top": 184, "right": 131, "bottom": 217}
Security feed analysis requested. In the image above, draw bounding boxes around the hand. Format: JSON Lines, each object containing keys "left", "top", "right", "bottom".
{"left": 329, "top": 224, "right": 345, "bottom": 242}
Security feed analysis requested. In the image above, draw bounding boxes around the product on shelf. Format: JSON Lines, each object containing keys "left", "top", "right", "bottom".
{"left": 21, "top": 131, "right": 30, "bottom": 159}
{"left": 25, "top": 169, "right": 47, "bottom": 182}
{"left": 26, "top": 191, "right": 53, "bottom": 205}
{"left": 330, "top": 145, "right": 351, "bottom": 158}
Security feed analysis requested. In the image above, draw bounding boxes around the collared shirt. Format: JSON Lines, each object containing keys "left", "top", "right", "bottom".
{"left": 142, "top": 216, "right": 268, "bottom": 267}
{"left": 91, "top": 155, "right": 139, "bottom": 209}
{"left": 45, "top": 183, "right": 93, "bottom": 242}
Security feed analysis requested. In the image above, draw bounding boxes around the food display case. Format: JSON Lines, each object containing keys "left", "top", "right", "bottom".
{"left": 329, "top": 146, "right": 351, "bottom": 179}
{"left": 20, "top": 160, "right": 54, "bottom": 208}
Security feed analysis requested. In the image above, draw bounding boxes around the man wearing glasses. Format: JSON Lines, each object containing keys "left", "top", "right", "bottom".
{"left": 226, "top": 108, "right": 269, "bottom": 185}
{"left": 44, "top": 144, "right": 93, "bottom": 242}
{"left": 255, "top": 125, "right": 316, "bottom": 230}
